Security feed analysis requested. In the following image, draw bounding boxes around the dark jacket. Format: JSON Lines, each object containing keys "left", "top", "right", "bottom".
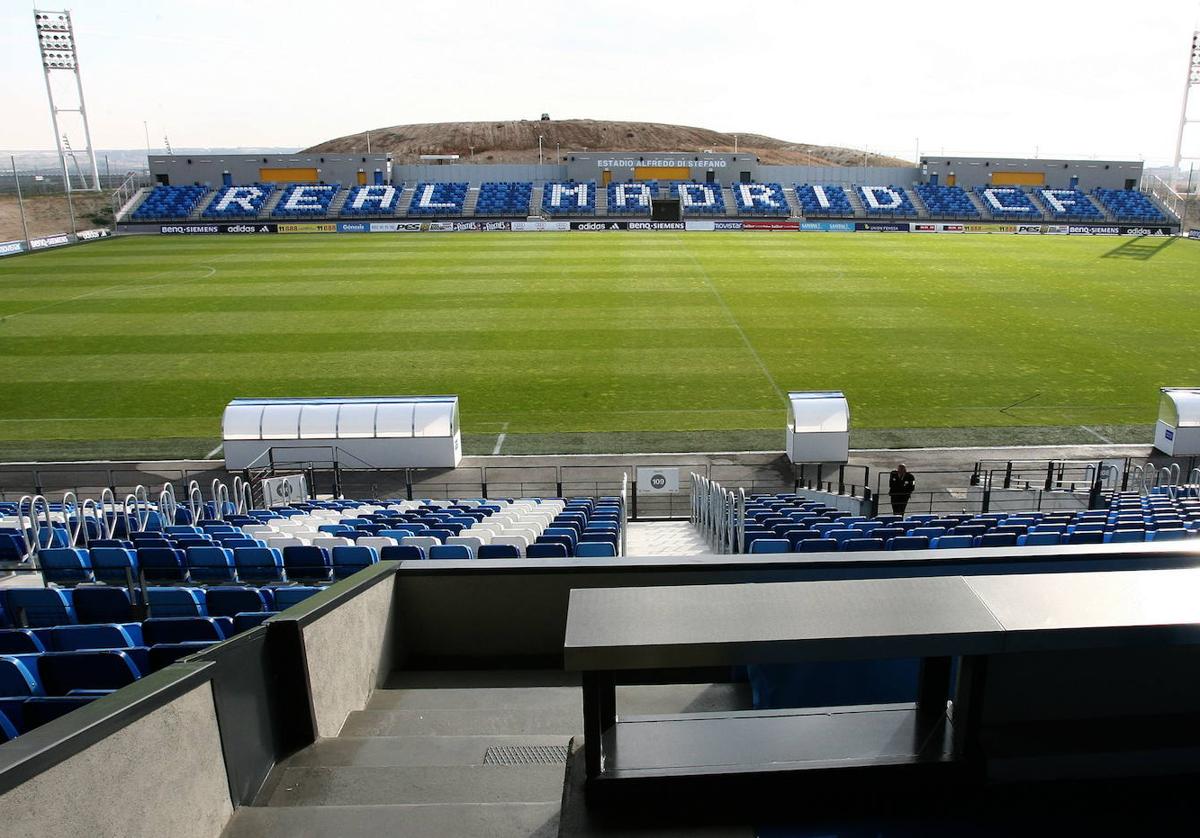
{"left": 889, "top": 471, "right": 915, "bottom": 497}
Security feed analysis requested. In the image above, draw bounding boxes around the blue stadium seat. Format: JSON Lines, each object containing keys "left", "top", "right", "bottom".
{"left": 915, "top": 184, "right": 980, "bottom": 219}
{"left": 233, "top": 547, "right": 285, "bottom": 583}
{"left": 39, "top": 547, "right": 94, "bottom": 585}
{"left": 148, "top": 642, "right": 215, "bottom": 672}
{"left": 0, "top": 707, "right": 17, "bottom": 742}
{"left": 49, "top": 623, "right": 137, "bottom": 651}
{"left": 142, "top": 617, "right": 227, "bottom": 645}
{"left": 0, "top": 629, "right": 45, "bottom": 654}
{"left": 975, "top": 532, "right": 1018, "bottom": 548}
{"left": 428, "top": 544, "right": 472, "bottom": 560}
{"left": 331, "top": 545, "right": 379, "bottom": 578}
{"left": 931, "top": 534, "right": 973, "bottom": 549}
{"left": 232, "top": 611, "right": 278, "bottom": 633}
{"left": 478, "top": 544, "right": 521, "bottom": 559}
{"left": 1093, "top": 189, "right": 1168, "bottom": 223}
{"left": 137, "top": 547, "right": 188, "bottom": 583}
{"left": 975, "top": 186, "right": 1042, "bottom": 219}
{"left": 380, "top": 544, "right": 426, "bottom": 560}
{"left": 38, "top": 650, "right": 141, "bottom": 694}
{"left": 88, "top": 547, "right": 138, "bottom": 585}
{"left": 1068, "top": 530, "right": 1106, "bottom": 545}
{"left": 204, "top": 587, "right": 271, "bottom": 618}
{"left": 1018, "top": 531, "right": 1062, "bottom": 546}
{"left": 147, "top": 587, "right": 207, "bottom": 618}
{"left": 3, "top": 589, "right": 75, "bottom": 627}
{"left": 526, "top": 543, "right": 568, "bottom": 559}
{"left": 185, "top": 546, "right": 237, "bottom": 582}
{"left": 888, "top": 535, "right": 929, "bottom": 551}
{"left": 841, "top": 538, "right": 885, "bottom": 552}
{"left": 672, "top": 182, "right": 725, "bottom": 216}
{"left": 799, "top": 538, "right": 837, "bottom": 553}
{"left": 22, "top": 696, "right": 99, "bottom": 728}
{"left": 0, "top": 655, "right": 43, "bottom": 696}
{"left": 575, "top": 542, "right": 617, "bottom": 558}
{"left": 273, "top": 586, "right": 323, "bottom": 611}
{"left": 282, "top": 545, "right": 332, "bottom": 581}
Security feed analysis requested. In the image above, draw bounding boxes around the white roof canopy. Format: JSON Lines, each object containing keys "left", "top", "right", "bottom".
{"left": 1159, "top": 388, "right": 1200, "bottom": 429}
{"left": 787, "top": 391, "right": 850, "bottom": 433}
{"left": 223, "top": 396, "right": 460, "bottom": 441}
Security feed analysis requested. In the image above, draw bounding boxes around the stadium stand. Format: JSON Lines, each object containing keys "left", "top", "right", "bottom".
{"left": 606, "top": 181, "right": 655, "bottom": 215}
{"left": 974, "top": 186, "right": 1043, "bottom": 218}
{"left": 272, "top": 183, "right": 341, "bottom": 217}
{"left": 915, "top": 184, "right": 980, "bottom": 219}
{"left": 542, "top": 181, "right": 596, "bottom": 215}
{"left": 735, "top": 489, "right": 1200, "bottom": 554}
{"left": 672, "top": 181, "right": 726, "bottom": 215}
{"left": 339, "top": 183, "right": 403, "bottom": 216}
{"left": 857, "top": 185, "right": 918, "bottom": 218}
{"left": 794, "top": 183, "right": 855, "bottom": 217}
{"left": 731, "top": 182, "right": 790, "bottom": 216}
{"left": 130, "top": 185, "right": 209, "bottom": 220}
{"left": 1093, "top": 188, "right": 1168, "bottom": 223}
{"left": 1036, "top": 188, "right": 1104, "bottom": 221}
{"left": 202, "top": 184, "right": 275, "bottom": 218}
{"left": 475, "top": 181, "right": 533, "bottom": 215}
{"left": 407, "top": 182, "right": 468, "bottom": 216}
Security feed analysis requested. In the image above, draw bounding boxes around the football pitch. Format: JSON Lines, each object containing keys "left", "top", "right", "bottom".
{"left": 0, "top": 231, "right": 1196, "bottom": 461}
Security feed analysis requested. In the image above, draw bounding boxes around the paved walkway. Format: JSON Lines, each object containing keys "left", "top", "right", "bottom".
{"left": 624, "top": 521, "right": 710, "bottom": 557}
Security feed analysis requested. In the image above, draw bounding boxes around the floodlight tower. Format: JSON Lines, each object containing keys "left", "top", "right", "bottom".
{"left": 1174, "top": 30, "right": 1200, "bottom": 178}
{"left": 33, "top": 9, "right": 101, "bottom": 192}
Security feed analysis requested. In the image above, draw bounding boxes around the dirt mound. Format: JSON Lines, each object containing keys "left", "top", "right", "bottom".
{"left": 305, "top": 118, "right": 910, "bottom": 167}
{"left": 0, "top": 193, "right": 112, "bottom": 243}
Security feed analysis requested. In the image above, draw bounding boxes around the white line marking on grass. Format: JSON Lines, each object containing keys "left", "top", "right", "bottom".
{"left": 1078, "top": 425, "right": 1113, "bottom": 444}
{"left": 492, "top": 423, "right": 509, "bottom": 455}
{"left": 205, "top": 444, "right": 223, "bottom": 459}
{"left": 0, "top": 262, "right": 220, "bottom": 322}
{"left": 682, "top": 248, "right": 787, "bottom": 404}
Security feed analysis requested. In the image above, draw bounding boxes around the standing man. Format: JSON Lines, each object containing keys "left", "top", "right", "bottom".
{"left": 889, "top": 463, "right": 915, "bottom": 516}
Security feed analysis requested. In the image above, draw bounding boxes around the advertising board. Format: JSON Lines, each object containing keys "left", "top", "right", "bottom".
{"left": 741, "top": 220, "right": 799, "bottom": 231}
{"left": 30, "top": 233, "right": 73, "bottom": 250}
{"left": 855, "top": 222, "right": 910, "bottom": 232}
{"left": 511, "top": 221, "right": 569, "bottom": 232}
{"left": 800, "top": 221, "right": 856, "bottom": 232}
{"left": 0, "top": 240, "right": 26, "bottom": 257}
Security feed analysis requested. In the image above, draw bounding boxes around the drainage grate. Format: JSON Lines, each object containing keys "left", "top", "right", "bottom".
{"left": 483, "top": 745, "right": 569, "bottom": 766}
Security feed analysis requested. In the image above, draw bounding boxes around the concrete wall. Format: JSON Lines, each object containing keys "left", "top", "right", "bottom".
{"left": 150, "top": 153, "right": 391, "bottom": 187}
{"left": 565, "top": 151, "right": 758, "bottom": 186}
{"left": 0, "top": 684, "right": 231, "bottom": 838}
{"left": 301, "top": 574, "right": 398, "bottom": 737}
{"left": 920, "top": 157, "right": 1144, "bottom": 190}
{"left": 392, "top": 163, "right": 564, "bottom": 184}
{"left": 759, "top": 164, "right": 922, "bottom": 187}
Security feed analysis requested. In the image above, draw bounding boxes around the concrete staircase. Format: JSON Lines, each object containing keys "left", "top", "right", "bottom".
{"left": 115, "top": 186, "right": 152, "bottom": 222}
{"left": 1089, "top": 194, "right": 1118, "bottom": 223}
{"left": 907, "top": 186, "right": 931, "bottom": 219}
{"left": 188, "top": 190, "right": 219, "bottom": 220}
{"left": 965, "top": 188, "right": 993, "bottom": 221}
{"left": 326, "top": 186, "right": 350, "bottom": 218}
{"left": 461, "top": 187, "right": 480, "bottom": 216}
{"left": 782, "top": 185, "right": 803, "bottom": 217}
{"left": 845, "top": 185, "right": 868, "bottom": 219}
{"left": 396, "top": 184, "right": 415, "bottom": 217}
{"left": 721, "top": 186, "right": 736, "bottom": 216}
{"left": 257, "top": 189, "right": 285, "bottom": 220}
{"left": 595, "top": 185, "right": 608, "bottom": 216}
{"left": 529, "top": 184, "right": 545, "bottom": 217}
{"left": 220, "top": 671, "right": 752, "bottom": 838}
{"left": 1024, "top": 187, "right": 1052, "bottom": 222}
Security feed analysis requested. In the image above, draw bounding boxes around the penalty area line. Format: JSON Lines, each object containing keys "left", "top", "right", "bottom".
{"left": 205, "top": 444, "right": 223, "bottom": 459}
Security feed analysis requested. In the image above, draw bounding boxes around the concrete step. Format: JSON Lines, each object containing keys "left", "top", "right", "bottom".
{"left": 189, "top": 190, "right": 218, "bottom": 219}
{"left": 462, "top": 187, "right": 480, "bottom": 216}
{"left": 263, "top": 764, "right": 565, "bottom": 807}
{"left": 907, "top": 186, "right": 931, "bottom": 219}
{"left": 327, "top": 187, "right": 350, "bottom": 217}
{"left": 965, "top": 188, "right": 993, "bottom": 220}
{"left": 285, "top": 735, "right": 572, "bottom": 768}
{"left": 367, "top": 685, "right": 580, "bottom": 711}
{"left": 341, "top": 705, "right": 583, "bottom": 737}
{"left": 258, "top": 189, "right": 285, "bottom": 219}
{"left": 223, "top": 803, "right": 560, "bottom": 838}
{"left": 845, "top": 185, "right": 867, "bottom": 218}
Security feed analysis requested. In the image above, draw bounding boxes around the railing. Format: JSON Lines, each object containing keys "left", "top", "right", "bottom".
{"left": 110, "top": 172, "right": 152, "bottom": 219}
{"left": 689, "top": 473, "right": 740, "bottom": 554}
{"left": 1140, "top": 172, "right": 1191, "bottom": 227}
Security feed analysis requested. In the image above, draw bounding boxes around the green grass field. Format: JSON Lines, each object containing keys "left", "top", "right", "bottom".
{"left": 0, "top": 232, "right": 1196, "bottom": 461}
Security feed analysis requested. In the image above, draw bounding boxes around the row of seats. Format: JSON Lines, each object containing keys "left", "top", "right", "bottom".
{"left": 543, "top": 182, "right": 596, "bottom": 215}
{"left": 202, "top": 184, "right": 276, "bottom": 218}
{"left": 273, "top": 183, "right": 341, "bottom": 217}
{"left": 340, "top": 183, "right": 403, "bottom": 216}
{"left": 606, "top": 181, "right": 656, "bottom": 215}
{"left": 1036, "top": 187, "right": 1104, "bottom": 220}
{"left": 671, "top": 182, "right": 726, "bottom": 215}
{"left": 731, "top": 183, "right": 789, "bottom": 216}
{"left": 1, "top": 584, "right": 324, "bottom": 628}
{"left": 738, "top": 492, "right": 1200, "bottom": 554}
{"left": 130, "top": 184, "right": 208, "bottom": 220}
{"left": 476, "top": 181, "right": 532, "bottom": 215}
{"left": 794, "top": 183, "right": 854, "bottom": 216}
{"left": 408, "top": 181, "right": 468, "bottom": 216}
{"left": 915, "top": 184, "right": 980, "bottom": 219}
{"left": 1092, "top": 188, "right": 1167, "bottom": 223}
{"left": 858, "top": 185, "right": 919, "bottom": 218}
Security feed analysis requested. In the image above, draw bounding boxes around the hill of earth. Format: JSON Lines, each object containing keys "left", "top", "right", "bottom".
{"left": 305, "top": 119, "right": 911, "bottom": 167}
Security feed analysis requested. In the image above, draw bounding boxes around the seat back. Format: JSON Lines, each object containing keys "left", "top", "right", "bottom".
{"left": 39, "top": 547, "right": 94, "bottom": 585}
{"left": 0, "top": 629, "right": 45, "bottom": 654}
{"left": 4, "top": 589, "right": 75, "bottom": 627}
{"left": 888, "top": 535, "right": 930, "bottom": 551}
{"left": 88, "top": 547, "right": 138, "bottom": 585}
{"left": 0, "top": 655, "right": 43, "bottom": 696}
{"left": 478, "top": 544, "right": 521, "bottom": 559}
{"left": 575, "top": 541, "right": 617, "bottom": 558}
{"left": 142, "top": 617, "right": 225, "bottom": 645}
{"left": 137, "top": 547, "right": 188, "bottom": 583}
{"left": 38, "top": 650, "right": 140, "bottom": 694}
{"left": 49, "top": 623, "right": 136, "bottom": 651}
{"left": 428, "top": 544, "right": 472, "bottom": 560}
{"left": 274, "top": 586, "right": 323, "bottom": 611}
{"left": 232, "top": 547, "right": 285, "bottom": 582}
{"left": 331, "top": 545, "right": 379, "bottom": 578}
{"left": 841, "top": 538, "right": 885, "bottom": 552}
{"left": 748, "top": 539, "right": 790, "bottom": 554}
{"left": 186, "top": 546, "right": 237, "bottom": 582}
{"left": 204, "top": 586, "right": 270, "bottom": 618}
{"left": 526, "top": 543, "right": 568, "bottom": 559}
{"left": 380, "top": 544, "right": 426, "bottom": 560}
{"left": 281, "top": 545, "right": 332, "bottom": 581}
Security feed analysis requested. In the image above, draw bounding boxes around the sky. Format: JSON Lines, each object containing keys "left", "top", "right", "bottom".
{"left": 2, "top": 0, "right": 1199, "bottom": 164}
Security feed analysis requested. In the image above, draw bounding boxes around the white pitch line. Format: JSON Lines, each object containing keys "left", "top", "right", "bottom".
{"left": 205, "top": 444, "right": 223, "bottom": 459}
{"left": 683, "top": 247, "right": 787, "bottom": 404}
{"left": 0, "top": 263, "right": 219, "bottom": 322}
{"left": 491, "top": 422, "right": 509, "bottom": 455}
{"left": 1078, "top": 425, "right": 1113, "bottom": 444}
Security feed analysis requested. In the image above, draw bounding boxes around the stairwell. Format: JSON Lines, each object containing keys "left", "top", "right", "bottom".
{"left": 188, "top": 190, "right": 219, "bottom": 220}
{"left": 1089, "top": 194, "right": 1118, "bottom": 223}
{"left": 965, "top": 189, "right": 993, "bottom": 221}
{"left": 114, "top": 187, "right": 152, "bottom": 222}
{"left": 1024, "top": 187, "right": 1052, "bottom": 222}
{"left": 845, "top": 185, "right": 868, "bottom": 219}
{"left": 594, "top": 186, "right": 608, "bottom": 217}
{"left": 906, "top": 186, "right": 931, "bottom": 219}
{"left": 721, "top": 186, "right": 736, "bottom": 216}
{"left": 461, "top": 187, "right": 480, "bottom": 217}
{"left": 782, "top": 186, "right": 802, "bottom": 218}
{"left": 528, "top": 184, "right": 545, "bottom": 217}
{"left": 396, "top": 184, "right": 415, "bottom": 217}
{"left": 257, "top": 190, "right": 285, "bottom": 220}
{"left": 326, "top": 187, "right": 350, "bottom": 218}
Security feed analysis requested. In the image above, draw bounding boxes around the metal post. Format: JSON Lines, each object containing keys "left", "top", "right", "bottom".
{"left": 837, "top": 464, "right": 846, "bottom": 496}
{"left": 1044, "top": 462, "right": 1055, "bottom": 492}
{"left": 11, "top": 157, "right": 30, "bottom": 244}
